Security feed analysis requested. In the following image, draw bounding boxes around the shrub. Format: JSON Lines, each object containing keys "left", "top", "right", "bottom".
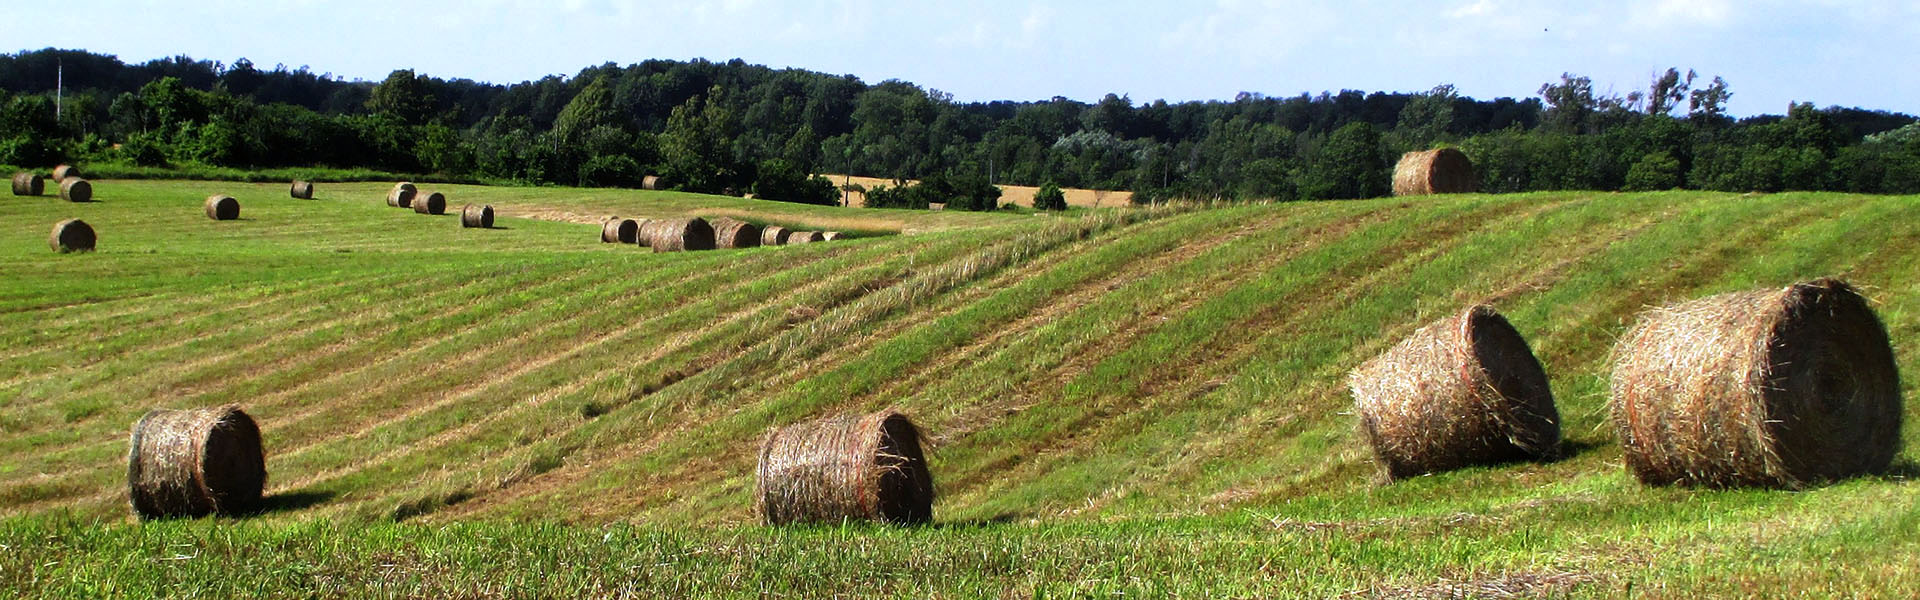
{"left": 1033, "top": 181, "right": 1067, "bottom": 210}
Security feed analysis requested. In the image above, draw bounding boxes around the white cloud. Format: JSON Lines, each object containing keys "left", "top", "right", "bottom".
{"left": 1448, "top": 0, "right": 1496, "bottom": 19}
{"left": 1629, "top": 0, "right": 1733, "bottom": 28}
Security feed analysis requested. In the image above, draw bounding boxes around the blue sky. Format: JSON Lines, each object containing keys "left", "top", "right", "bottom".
{"left": 10, "top": 0, "right": 1918, "bottom": 116}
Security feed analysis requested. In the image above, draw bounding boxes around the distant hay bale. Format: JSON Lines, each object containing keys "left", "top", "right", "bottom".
{"left": 821, "top": 231, "right": 845, "bottom": 241}
{"left": 48, "top": 219, "right": 95, "bottom": 253}
{"left": 461, "top": 204, "right": 494, "bottom": 228}
{"left": 52, "top": 164, "right": 78, "bottom": 182}
{"left": 642, "top": 175, "right": 664, "bottom": 191}
{"left": 712, "top": 217, "right": 762, "bottom": 249}
{"left": 755, "top": 410, "right": 934, "bottom": 526}
{"left": 787, "top": 231, "right": 824, "bottom": 244}
{"left": 1348, "top": 305, "right": 1559, "bottom": 480}
{"left": 412, "top": 191, "right": 446, "bottom": 215}
{"left": 126, "top": 405, "right": 266, "bottom": 519}
{"left": 10, "top": 172, "right": 43, "bottom": 196}
{"left": 289, "top": 180, "right": 314, "bottom": 199}
{"left": 388, "top": 182, "right": 417, "bottom": 208}
{"left": 1392, "top": 148, "right": 1477, "bottom": 196}
{"left": 601, "top": 217, "right": 639, "bottom": 243}
{"left": 641, "top": 217, "right": 716, "bottom": 252}
{"left": 59, "top": 178, "right": 92, "bottom": 203}
{"left": 761, "top": 225, "right": 791, "bottom": 246}
{"left": 1609, "top": 278, "right": 1902, "bottom": 488}
{"left": 204, "top": 195, "right": 240, "bottom": 221}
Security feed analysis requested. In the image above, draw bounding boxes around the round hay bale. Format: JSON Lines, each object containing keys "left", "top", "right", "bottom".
{"left": 204, "top": 195, "right": 240, "bottom": 221}
{"left": 59, "top": 178, "right": 92, "bottom": 203}
{"left": 641, "top": 217, "right": 716, "bottom": 252}
{"left": 641, "top": 175, "right": 663, "bottom": 191}
{"left": 755, "top": 410, "right": 934, "bottom": 526}
{"left": 48, "top": 219, "right": 95, "bottom": 253}
{"left": 601, "top": 217, "right": 639, "bottom": 244}
{"left": 52, "top": 164, "right": 78, "bottom": 182}
{"left": 11, "top": 172, "right": 44, "bottom": 196}
{"left": 126, "top": 405, "right": 266, "bottom": 519}
{"left": 388, "top": 182, "right": 417, "bottom": 208}
{"left": 289, "top": 180, "right": 315, "bottom": 199}
{"left": 1348, "top": 305, "right": 1559, "bottom": 480}
{"left": 760, "top": 225, "right": 791, "bottom": 246}
{"left": 787, "top": 231, "right": 824, "bottom": 244}
{"left": 1609, "top": 278, "right": 1901, "bottom": 488}
{"left": 411, "top": 191, "right": 446, "bottom": 215}
{"left": 1392, "top": 148, "right": 1477, "bottom": 196}
{"left": 821, "top": 231, "right": 845, "bottom": 241}
{"left": 461, "top": 204, "right": 494, "bottom": 228}
{"left": 712, "top": 217, "right": 762, "bottom": 249}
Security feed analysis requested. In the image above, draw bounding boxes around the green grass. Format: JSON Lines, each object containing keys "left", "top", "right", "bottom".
{"left": 2, "top": 180, "right": 1917, "bottom": 597}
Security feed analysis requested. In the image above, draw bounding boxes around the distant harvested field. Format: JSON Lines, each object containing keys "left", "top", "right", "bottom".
{"left": 824, "top": 174, "right": 1134, "bottom": 209}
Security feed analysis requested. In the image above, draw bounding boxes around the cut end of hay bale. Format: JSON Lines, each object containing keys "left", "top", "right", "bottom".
{"left": 641, "top": 175, "right": 664, "bottom": 191}
{"left": 10, "top": 172, "right": 44, "bottom": 196}
{"left": 52, "top": 164, "right": 78, "bottom": 182}
{"left": 712, "top": 217, "right": 763, "bottom": 249}
{"left": 641, "top": 217, "right": 716, "bottom": 252}
{"left": 412, "top": 191, "right": 447, "bottom": 215}
{"left": 127, "top": 405, "right": 267, "bottom": 519}
{"left": 756, "top": 410, "right": 934, "bottom": 526}
{"left": 388, "top": 182, "right": 417, "bottom": 208}
{"left": 760, "top": 225, "right": 791, "bottom": 246}
{"left": 1348, "top": 305, "right": 1559, "bottom": 480}
{"left": 461, "top": 204, "right": 495, "bottom": 229}
{"left": 821, "top": 231, "right": 845, "bottom": 241}
{"left": 204, "top": 195, "right": 240, "bottom": 221}
{"left": 601, "top": 217, "right": 639, "bottom": 244}
{"left": 290, "top": 180, "right": 315, "bottom": 199}
{"left": 1609, "top": 278, "right": 1902, "bottom": 488}
{"left": 59, "top": 178, "right": 92, "bottom": 203}
{"left": 48, "top": 219, "right": 95, "bottom": 253}
{"left": 1392, "top": 148, "right": 1476, "bottom": 197}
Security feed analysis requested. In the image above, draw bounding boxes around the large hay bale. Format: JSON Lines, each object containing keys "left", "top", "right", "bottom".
{"left": 126, "top": 405, "right": 266, "bottom": 519}
{"left": 59, "top": 178, "right": 92, "bottom": 203}
{"left": 48, "top": 219, "right": 95, "bottom": 253}
{"left": 1609, "top": 278, "right": 1902, "bottom": 488}
{"left": 461, "top": 204, "right": 494, "bottom": 228}
{"left": 52, "top": 164, "right": 78, "bottom": 182}
{"left": 10, "top": 172, "right": 43, "bottom": 196}
{"left": 289, "top": 180, "right": 315, "bottom": 199}
{"left": 712, "top": 217, "right": 762, "bottom": 249}
{"left": 1392, "top": 148, "right": 1477, "bottom": 196}
{"left": 641, "top": 217, "right": 716, "bottom": 252}
{"left": 641, "top": 175, "right": 664, "bottom": 191}
{"left": 821, "top": 231, "right": 845, "bottom": 241}
{"left": 412, "top": 191, "right": 446, "bottom": 215}
{"left": 761, "top": 225, "right": 791, "bottom": 246}
{"left": 787, "top": 230, "right": 824, "bottom": 244}
{"left": 388, "top": 182, "right": 417, "bottom": 208}
{"left": 601, "top": 217, "right": 639, "bottom": 243}
{"left": 1348, "top": 305, "right": 1559, "bottom": 480}
{"left": 755, "top": 410, "right": 934, "bottom": 525}
{"left": 204, "top": 194, "right": 240, "bottom": 221}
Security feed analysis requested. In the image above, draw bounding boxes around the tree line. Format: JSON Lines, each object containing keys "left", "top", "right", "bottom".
{"left": 2, "top": 48, "right": 1917, "bottom": 208}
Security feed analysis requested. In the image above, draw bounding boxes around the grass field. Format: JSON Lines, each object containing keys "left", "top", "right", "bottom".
{"left": 1, "top": 180, "right": 1916, "bottom": 597}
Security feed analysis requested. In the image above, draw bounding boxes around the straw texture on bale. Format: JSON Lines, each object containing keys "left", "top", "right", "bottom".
{"left": 822, "top": 231, "right": 845, "bottom": 241}
{"left": 601, "top": 217, "right": 639, "bottom": 243}
{"left": 10, "top": 172, "right": 43, "bottom": 196}
{"left": 756, "top": 410, "right": 934, "bottom": 526}
{"left": 712, "top": 217, "right": 762, "bottom": 249}
{"left": 53, "top": 164, "right": 78, "bottom": 182}
{"left": 127, "top": 405, "right": 266, "bottom": 519}
{"left": 1392, "top": 148, "right": 1477, "bottom": 196}
{"left": 204, "top": 195, "right": 240, "bottom": 221}
{"left": 289, "top": 180, "right": 314, "bottom": 199}
{"left": 461, "top": 204, "right": 494, "bottom": 228}
{"left": 412, "top": 191, "right": 446, "bottom": 215}
{"left": 59, "top": 178, "right": 92, "bottom": 202}
{"left": 642, "top": 175, "right": 663, "bottom": 190}
{"left": 1609, "top": 278, "right": 1902, "bottom": 488}
{"left": 641, "top": 217, "right": 716, "bottom": 252}
{"left": 48, "top": 219, "right": 95, "bottom": 253}
{"left": 1349, "top": 305, "right": 1560, "bottom": 480}
{"left": 787, "top": 230, "right": 824, "bottom": 244}
{"left": 761, "top": 225, "right": 791, "bottom": 246}
{"left": 387, "top": 182, "right": 417, "bottom": 208}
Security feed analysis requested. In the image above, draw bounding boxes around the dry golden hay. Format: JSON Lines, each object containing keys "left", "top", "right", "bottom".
{"left": 601, "top": 217, "right": 639, "bottom": 244}
{"left": 59, "top": 177, "right": 92, "bottom": 203}
{"left": 10, "top": 172, "right": 44, "bottom": 196}
{"left": 640, "top": 217, "right": 716, "bottom": 252}
{"left": 1348, "top": 305, "right": 1559, "bottom": 480}
{"left": 204, "top": 194, "right": 240, "bottom": 221}
{"left": 1392, "top": 148, "right": 1476, "bottom": 196}
{"left": 634, "top": 218, "right": 656, "bottom": 247}
{"left": 48, "top": 219, "right": 95, "bottom": 253}
{"left": 387, "top": 182, "right": 417, "bottom": 208}
{"left": 755, "top": 410, "right": 934, "bottom": 526}
{"left": 52, "top": 164, "right": 78, "bottom": 182}
{"left": 412, "top": 191, "right": 447, "bottom": 215}
{"left": 289, "top": 180, "right": 315, "bottom": 199}
{"left": 787, "top": 230, "right": 824, "bottom": 244}
{"left": 127, "top": 405, "right": 266, "bottom": 519}
{"left": 711, "top": 217, "right": 762, "bottom": 249}
{"left": 760, "top": 225, "right": 792, "bottom": 246}
{"left": 821, "top": 231, "right": 845, "bottom": 241}
{"left": 641, "top": 175, "right": 664, "bottom": 190}
{"left": 461, "top": 204, "right": 494, "bottom": 228}
{"left": 1609, "top": 278, "right": 1902, "bottom": 488}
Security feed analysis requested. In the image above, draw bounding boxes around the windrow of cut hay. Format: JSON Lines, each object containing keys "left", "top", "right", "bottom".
{"left": 10, "top": 172, "right": 44, "bottom": 196}
{"left": 387, "top": 182, "right": 417, "bottom": 208}
{"left": 48, "top": 219, "right": 95, "bottom": 253}
{"left": 712, "top": 217, "right": 762, "bottom": 249}
{"left": 461, "top": 204, "right": 494, "bottom": 228}
{"left": 1392, "top": 148, "right": 1477, "bottom": 196}
{"left": 59, "top": 178, "right": 92, "bottom": 202}
{"left": 756, "top": 410, "right": 934, "bottom": 526}
{"left": 290, "top": 180, "right": 315, "bottom": 199}
{"left": 602, "top": 217, "right": 640, "bottom": 244}
{"left": 127, "top": 405, "right": 267, "bottom": 519}
{"left": 204, "top": 195, "right": 240, "bottom": 221}
{"left": 1349, "top": 305, "right": 1560, "bottom": 479}
{"left": 1609, "top": 278, "right": 1902, "bottom": 488}
{"left": 640, "top": 217, "right": 716, "bottom": 252}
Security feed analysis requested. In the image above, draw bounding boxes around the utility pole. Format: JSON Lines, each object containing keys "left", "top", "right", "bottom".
{"left": 55, "top": 58, "right": 64, "bottom": 122}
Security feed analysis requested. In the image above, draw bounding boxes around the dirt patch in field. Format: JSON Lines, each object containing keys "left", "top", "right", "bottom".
{"left": 1348, "top": 569, "right": 1604, "bottom": 599}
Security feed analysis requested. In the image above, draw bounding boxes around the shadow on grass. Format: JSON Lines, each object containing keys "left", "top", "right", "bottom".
{"left": 244, "top": 490, "right": 336, "bottom": 516}
{"left": 1543, "top": 438, "right": 1607, "bottom": 464}
{"left": 1877, "top": 460, "right": 1920, "bottom": 482}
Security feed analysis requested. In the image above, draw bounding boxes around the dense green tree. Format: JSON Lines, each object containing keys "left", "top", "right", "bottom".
{"left": 366, "top": 69, "right": 436, "bottom": 126}
{"left": 1033, "top": 181, "right": 1067, "bottom": 211}
{"left": 1297, "top": 122, "right": 1387, "bottom": 200}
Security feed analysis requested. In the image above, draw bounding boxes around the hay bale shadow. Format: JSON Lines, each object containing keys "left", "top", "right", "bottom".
{"left": 242, "top": 490, "right": 336, "bottom": 516}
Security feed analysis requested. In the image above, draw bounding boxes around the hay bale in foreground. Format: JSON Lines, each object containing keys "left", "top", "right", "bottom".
{"left": 387, "top": 182, "right": 417, "bottom": 208}
{"left": 761, "top": 225, "right": 791, "bottom": 246}
{"left": 59, "top": 178, "right": 92, "bottom": 203}
{"left": 641, "top": 175, "right": 664, "bottom": 191}
{"left": 712, "top": 217, "right": 762, "bottom": 249}
{"left": 601, "top": 217, "right": 639, "bottom": 243}
{"left": 48, "top": 219, "right": 95, "bottom": 253}
{"left": 756, "top": 410, "right": 934, "bottom": 525}
{"left": 127, "top": 405, "right": 266, "bottom": 519}
{"left": 1392, "top": 148, "right": 1477, "bottom": 196}
{"left": 290, "top": 180, "right": 315, "bottom": 199}
{"left": 787, "top": 230, "right": 824, "bottom": 244}
{"left": 461, "top": 204, "right": 494, "bottom": 228}
{"left": 204, "top": 195, "right": 240, "bottom": 221}
{"left": 1610, "top": 278, "right": 1901, "bottom": 488}
{"left": 822, "top": 231, "right": 845, "bottom": 241}
{"left": 52, "top": 164, "right": 78, "bottom": 182}
{"left": 412, "top": 191, "right": 446, "bottom": 215}
{"left": 641, "top": 217, "right": 716, "bottom": 252}
{"left": 1348, "top": 305, "right": 1559, "bottom": 480}
{"left": 11, "top": 172, "right": 43, "bottom": 196}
